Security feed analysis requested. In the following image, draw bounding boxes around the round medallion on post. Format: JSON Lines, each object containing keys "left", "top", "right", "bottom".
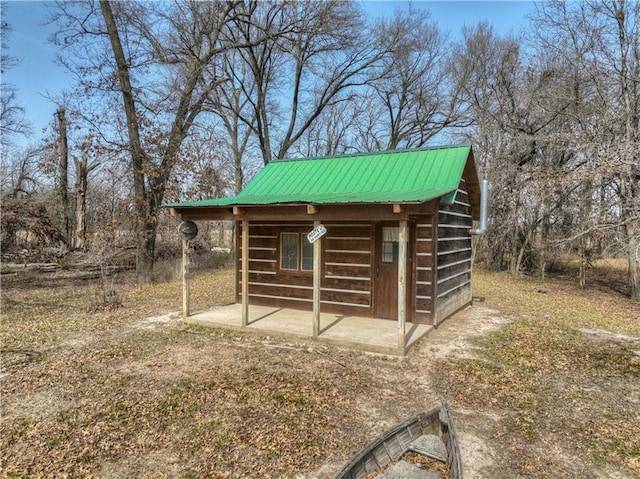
{"left": 178, "top": 220, "right": 198, "bottom": 240}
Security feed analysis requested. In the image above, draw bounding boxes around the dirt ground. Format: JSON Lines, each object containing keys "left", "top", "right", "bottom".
{"left": 313, "top": 304, "right": 518, "bottom": 478}
{"left": 2, "top": 265, "right": 639, "bottom": 478}
{"left": 2, "top": 305, "right": 508, "bottom": 479}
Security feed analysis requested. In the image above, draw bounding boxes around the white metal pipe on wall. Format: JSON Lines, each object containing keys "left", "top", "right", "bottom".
{"left": 470, "top": 180, "right": 489, "bottom": 235}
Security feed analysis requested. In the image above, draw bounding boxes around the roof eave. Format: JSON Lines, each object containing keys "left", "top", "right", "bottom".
{"left": 169, "top": 199, "right": 429, "bottom": 211}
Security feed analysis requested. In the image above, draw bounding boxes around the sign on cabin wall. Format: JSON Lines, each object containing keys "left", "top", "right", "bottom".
{"left": 307, "top": 224, "right": 327, "bottom": 244}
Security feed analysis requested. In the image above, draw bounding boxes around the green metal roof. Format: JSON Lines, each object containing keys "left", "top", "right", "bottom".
{"left": 171, "top": 144, "right": 473, "bottom": 208}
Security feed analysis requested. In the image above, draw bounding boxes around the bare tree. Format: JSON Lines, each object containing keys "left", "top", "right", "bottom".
{"left": 228, "top": 1, "right": 382, "bottom": 163}
{"left": 531, "top": 0, "right": 639, "bottom": 298}
{"left": 53, "top": 0, "right": 241, "bottom": 282}
{"left": 72, "top": 137, "right": 100, "bottom": 251}
{"left": 205, "top": 47, "right": 258, "bottom": 194}
{"left": 172, "top": 128, "right": 234, "bottom": 202}
{"left": 451, "top": 1, "right": 639, "bottom": 300}
{"left": 367, "top": 6, "right": 467, "bottom": 150}
{"left": 452, "top": 21, "right": 582, "bottom": 277}
{"left": 55, "top": 106, "right": 71, "bottom": 244}
{"left": 1, "top": 4, "right": 31, "bottom": 147}
{"left": 453, "top": 24, "right": 533, "bottom": 273}
{"left": 0, "top": 147, "right": 44, "bottom": 199}
{"left": 292, "top": 98, "right": 365, "bottom": 157}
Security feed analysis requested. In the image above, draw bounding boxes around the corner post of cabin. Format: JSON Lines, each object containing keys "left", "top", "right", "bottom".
{"left": 398, "top": 219, "right": 408, "bottom": 350}
{"left": 182, "top": 238, "right": 190, "bottom": 319}
{"left": 241, "top": 219, "right": 249, "bottom": 327}
{"left": 312, "top": 220, "right": 321, "bottom": 338}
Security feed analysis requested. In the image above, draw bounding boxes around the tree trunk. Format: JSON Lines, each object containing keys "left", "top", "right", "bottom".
{"left": 100, "top": 0, "right": 154, "bottom": 284}
{"left": 515, "top": 226, "right": 535, "bottom": 275}
{"left": 509, "top": 230, "right": 519, "bottom": 274}
{"left": 137, "top": 218, "right": 156, "bottom": 283}
{"left": 57, "top": 106, "right": 70, "bottom": 244}
{"left": 629, "top": 230, "right": 639, "bottom": 300}
{"left": 72, "top": 154, "right": 89, "bottom": 251}
{"left": 538, "top": 194, "right": 551, "bottom": 281}
{"left": 234, "top": 147, "right": 244, "bottom": 195}
{"left": 612, "top": 0, "right": 640, "bottom": 299}
{"left": 579, "top": 245, "right": 586, "bottom": 289}
{"left": 624, "top": 203, "right": 639, "bottom": 299}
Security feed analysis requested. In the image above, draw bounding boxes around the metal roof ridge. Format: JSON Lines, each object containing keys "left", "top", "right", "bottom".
{"left": 271, "top": 143, "right": 472, "bottom": 163}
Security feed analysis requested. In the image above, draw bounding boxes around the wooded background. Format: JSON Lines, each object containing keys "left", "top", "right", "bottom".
{"left": 1, "top": 1, "right": 638, "bottom": 298}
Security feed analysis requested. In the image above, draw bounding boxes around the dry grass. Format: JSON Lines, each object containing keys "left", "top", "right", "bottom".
{"left": 0, "top": 265, "right": 234, "bottom": 351}
{"left": 437, "top": 261, "right": 640, "bottom": 476}
{"left": 474, "top": 258, "right": 640, "bottom": 335}
{"left": 1, "top": 260, "right": 639, "bottom": 478}
{"left": 1, "top": 267, "right": 371, "bottom": 478}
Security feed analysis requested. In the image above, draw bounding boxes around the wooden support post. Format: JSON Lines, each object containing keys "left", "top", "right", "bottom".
{"left": 241, "top": 220, "right": 249, "bottom": 327}
{"left": 312, "top": 220, "right": 321, "bottom": 337}
{"left": 398, "top": 220, "right": 408, "bottom": 350}
{"left": 182, "top": 239, "right": 190, "bottom": 319}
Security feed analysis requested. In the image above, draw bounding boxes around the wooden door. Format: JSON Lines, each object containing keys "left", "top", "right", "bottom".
{"left": 374, "top": 224, "right": 400, "bottom": 319}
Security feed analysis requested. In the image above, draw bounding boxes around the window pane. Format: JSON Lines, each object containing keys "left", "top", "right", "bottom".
{"left": 281, "top": 233, "right": 298, "bottom": 270}
{"left": 382, "top": 242, "right": 394, "bottom": 263}
{"left": 382, "top": 227, "right": 399, "bottom": 264}
{"left": 383, "top": 227, "right": 399, "bottom": 242}
{"left": 301, "top": 235, "right": 314, "bottom": 270}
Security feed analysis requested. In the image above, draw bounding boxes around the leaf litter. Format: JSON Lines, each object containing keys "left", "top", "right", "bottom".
{"left": 2, "top": 263, "right": 639, "bottom": 478}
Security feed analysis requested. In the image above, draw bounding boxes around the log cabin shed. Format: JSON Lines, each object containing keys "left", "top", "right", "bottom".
{"left": 170, "top": 144, "right": 484, "bottom": 351}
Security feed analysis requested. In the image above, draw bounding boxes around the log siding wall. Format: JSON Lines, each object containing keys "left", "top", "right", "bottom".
{"left": 237, "top": 222, "right": 373, "bottom": 316}
{"left": 234, "top": 186, "right": 473, "bottom": 324}
{"left": 435, "top": 180, "right": 473, "bottom": 321}
{"left": 322, "top": 223, "right": 372, "bottom": 314}
{"left": 414, "top": 219, "right": 435, "bottom": 322}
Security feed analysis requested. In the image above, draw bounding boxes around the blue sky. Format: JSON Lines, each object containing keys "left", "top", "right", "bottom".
{"left": 3, "top": 1, "right": 536, "bottom": 145}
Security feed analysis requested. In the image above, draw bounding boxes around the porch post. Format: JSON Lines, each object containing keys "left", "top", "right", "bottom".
{"left": 182, "top": 239, "right": 190, "bottom": 319}
{"left": 398, "top": 220, "right": 408, "bottom": 349}
{"left": 313, "top": 220, "right": 321, "bottom": 337}
{"left": 241, "top": 220, "right": 249, "bottom": 327}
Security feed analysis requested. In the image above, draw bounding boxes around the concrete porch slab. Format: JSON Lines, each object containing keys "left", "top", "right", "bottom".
{"left": 184, "top": 304, "right": 433, "bottom": 356}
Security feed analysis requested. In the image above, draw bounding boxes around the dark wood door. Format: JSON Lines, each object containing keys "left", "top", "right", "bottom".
{"left": 375, "top": 224, "right": 400, "bottom": 319}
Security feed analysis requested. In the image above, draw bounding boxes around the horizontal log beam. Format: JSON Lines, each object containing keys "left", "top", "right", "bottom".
{"left": 172, "top": 201, "right": 436, "bottom": 222}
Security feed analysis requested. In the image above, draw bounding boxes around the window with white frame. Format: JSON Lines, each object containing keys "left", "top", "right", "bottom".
{"left": 280, "top": 232, "right": 314, "bottom": 271}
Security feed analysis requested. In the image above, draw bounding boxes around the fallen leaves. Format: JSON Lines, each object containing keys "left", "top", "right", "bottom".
{"left": 439, "top": 268, "right": 640, "bottom": 478}
{"left": 1, "top": 269, "right": 371, "bottom": 477}
{"left": 2, "top": 264, "right": 639, "bottom": 477}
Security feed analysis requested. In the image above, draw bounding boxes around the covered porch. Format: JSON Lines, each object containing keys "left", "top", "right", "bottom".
{"left": 184, "top": 304, "right": 434, "bottom": 356}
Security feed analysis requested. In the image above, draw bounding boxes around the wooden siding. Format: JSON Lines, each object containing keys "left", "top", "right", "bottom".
{"left": 413, "top": 218, "right": 435, "bottom": 322}
{"left": 435, "top": 180, "right": 473, "bottom": 322}
{"left": 322, "top": 223, "right": 372, "bottom": 314}
{"left": 237, "top": 222, "right": 373, "bottom": 316}
{"left": 233, "top": 191, "right": 472, "bottom": 324}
